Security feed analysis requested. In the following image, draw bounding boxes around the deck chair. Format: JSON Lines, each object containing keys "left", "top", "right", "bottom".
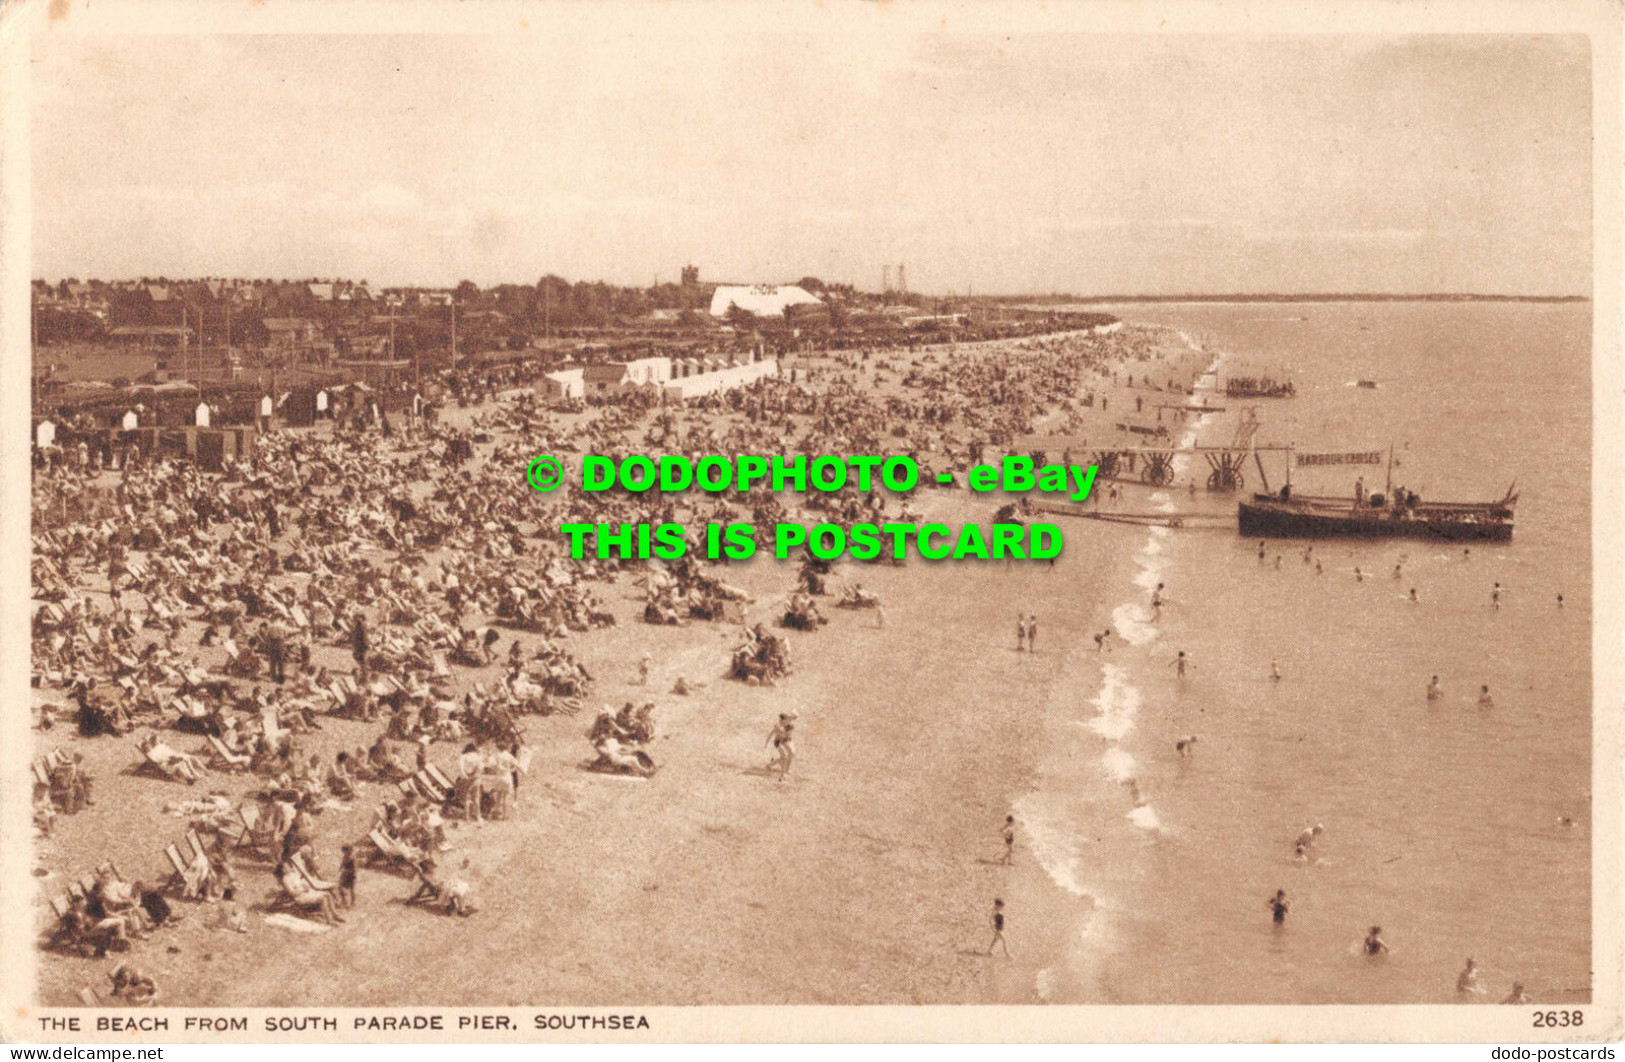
{"left": 409, "top": 769, "right": 449, "bottom": 804}
{"left": 234, "top": 804, "right": 280, "bottom": 858}
{"left": 187, "top": 829, "right": 209, "bottom": 865}
{"left": 422, "top": 763, "right": 455, "bottom": 795}
{"left": 364, "top": 828, "right": 419, "bottom": 872}
{"left": 291, "top": 851, "right": 335, "bottom": 891}
{"left": 205, "top": 734, "right": 251, "bottom": 770}
{"left": 163, "top": 843, "right": 190, "bottom": 891}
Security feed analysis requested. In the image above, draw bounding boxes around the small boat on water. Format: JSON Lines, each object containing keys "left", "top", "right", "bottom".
{"left": 1356, "top": 379, "right": 1379, "bottom": 389}
{"left": 1238, "top": 485, "right": 1517, "bottom": 542}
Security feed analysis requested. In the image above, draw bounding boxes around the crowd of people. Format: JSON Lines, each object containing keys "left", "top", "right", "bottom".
{"left": 30, "top": 322, "right": 1186, "bottom": 1002}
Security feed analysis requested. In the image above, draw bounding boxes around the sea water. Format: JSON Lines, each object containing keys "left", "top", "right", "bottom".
{"left": 1023, "top": 301, "right": 1591, "bottom": 1005}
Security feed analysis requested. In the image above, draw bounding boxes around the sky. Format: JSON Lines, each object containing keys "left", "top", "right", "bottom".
{"left": 29, "top": 30, "right": 1592, "bottom": 295}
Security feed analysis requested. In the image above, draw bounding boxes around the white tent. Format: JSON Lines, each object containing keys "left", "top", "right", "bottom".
{"left": 708, "top": 284, "right": 822, "bottom": 318}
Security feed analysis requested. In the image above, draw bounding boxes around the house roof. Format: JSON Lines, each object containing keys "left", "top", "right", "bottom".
{"left": 582, "top": 364, "right": 630, "bottom": 384}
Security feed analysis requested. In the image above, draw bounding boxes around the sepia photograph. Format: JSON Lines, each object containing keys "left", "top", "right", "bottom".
{"left": 3, "top": 0, "right": 1620, "bottom": 1044}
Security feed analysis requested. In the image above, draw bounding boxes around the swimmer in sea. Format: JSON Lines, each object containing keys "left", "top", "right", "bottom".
{"left": 1175, "top": 736, "right": 1198, "bottom": 758}
{"left": 1456, "top": 957, "right": 1485, "bottom": 996}
{"left": 1315, "top": 560, "right": 1324, "bottom": 575}
{"left": 1492, "top": 582, "right": 1501, "bottom": 609}
{"left": 1557, "top": 593, "right": 1564, "bottom": 608}
{"left": 1258, "top": 542, "right": 1267, "bottom": 563}
{"left": 1354, "top": 567, "right": 1364, "bottom": 583}
{"left": 1409, "top": 587, "right": 1419, "bottom": 604}
{"left": 1266, "top": 889, "right": 1291, "bottom": 925}
{"left": 1270, "top": 659, "right": 1282, "bottom": 682}
{"left": 1293, "top": 842, "right": 1309, "bottom": 862}
{"left": 1364, "top": 926, "right": 1390, "bottom": 956}
{"left": 1426, "top": 676, "right": 1442, "bottom": 703}
{"left": 1477, "top": 684, "right": 1495, "bottom": 709}
{"left": 1303, "top": 546, "right": 1314, "bottom": 565}
{"left": 1295, "top": 824, "right": 1325, "bottom": 851}
{"left": 1393, "top": 563, "right": 1403, "bottom": 580}
{"left": 1464, "top": 547, "right": 1471, "bottom": 561}
{"left": 1275, "top": 555, "right": 1283, "bottom": 570}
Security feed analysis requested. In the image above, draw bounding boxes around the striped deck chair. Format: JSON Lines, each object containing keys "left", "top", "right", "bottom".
{"left": 422, "top": 763, "right": 455, "bottom": 795}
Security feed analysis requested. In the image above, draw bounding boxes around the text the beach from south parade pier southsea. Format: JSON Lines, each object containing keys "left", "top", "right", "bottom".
{"left": 534, "top": 453, "right": 1098, "bottom": 562}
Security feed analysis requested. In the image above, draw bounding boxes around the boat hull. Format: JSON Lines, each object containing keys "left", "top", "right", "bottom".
{"left": 1237, "top": 499, "right": 1513, "bottom": 542}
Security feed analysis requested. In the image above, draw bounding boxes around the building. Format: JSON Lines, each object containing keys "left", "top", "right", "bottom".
{"left": 708, "top": 284, "right": 822, "bottom": 319}
{"left": 581, "top": 356, "right": 673, "bottom": 397}
{"left": 262, "top": 318, "right": 322, "bottom": 350}
{"left": 664, "top": 357, "right": 778, "bottom": 399}
{"left": 541, "top": 368, "right": 585, "bottom": 400}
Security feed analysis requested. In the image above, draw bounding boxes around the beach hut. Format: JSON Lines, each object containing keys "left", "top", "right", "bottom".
{"left": 35, "top": 420, "right": 56, "bottom": 449}
{"left": 121, "top": 410, "right": 139, "bottom": 431}
{"left": 194, "top": 402, "right": 210, "bottom": 428}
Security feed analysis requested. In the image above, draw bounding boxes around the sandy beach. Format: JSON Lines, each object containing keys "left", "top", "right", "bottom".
{"left": 34, "top": 327, "right": 1215, "bottom": 1007}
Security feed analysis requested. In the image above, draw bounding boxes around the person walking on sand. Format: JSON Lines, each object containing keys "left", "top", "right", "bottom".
{"left": 1000, "top": 815, "right": 1016, "bottom": 865}
{"left": 1270, "top": 659, "right": 1282, "bottom": 683}
{"left": 988, "top": 899, "right": 1011, "bottom": 957}
{"left": 1015, "top": 615, "right": 1026, "bottom": 653}
{"left": 1426, "top": 676, "right": 1443, "bottom": 703}
{"left": 765, "top": 713, "right": 796, "bottom": 779}
{"left": 1266, "top": 889, "right": 1291, "bottom": 926}
{"left": 1491, "top": 583, "right": 1502, "bottom": 610}
{"left": 1026, "top": 615, "right": 1038, "bottom": 653}
{"left": 1364, "top": 925, "right": 1390, "bottom": 956}
{"left": 1171, "top": 650, "right": 1188, "bottom": 679}
{"left": 1477, "top": 685, "right": 1495, "bottom": 709}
